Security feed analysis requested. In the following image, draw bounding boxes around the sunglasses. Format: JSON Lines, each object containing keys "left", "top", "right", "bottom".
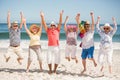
{"left": 13, "top": 25, "right": 18, "bottom": 27}
{"left": 51, "top": 25, "right": 55, "bottom": 27}
{"left": 104, "top": 27, "right": 110, "bottom": 30}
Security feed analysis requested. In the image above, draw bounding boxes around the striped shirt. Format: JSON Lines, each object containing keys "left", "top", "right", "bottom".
{"left": 9, "top": 27, "right": 21, "bottom": 46}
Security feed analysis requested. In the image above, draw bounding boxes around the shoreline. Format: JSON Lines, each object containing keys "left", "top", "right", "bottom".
{"left": 0, "top": 40, "right": 120, "bottom": 50}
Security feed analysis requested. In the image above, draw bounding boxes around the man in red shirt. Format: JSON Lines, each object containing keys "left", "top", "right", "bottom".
{"left": 40, "top": 10, "right": 63, "bottom": 74}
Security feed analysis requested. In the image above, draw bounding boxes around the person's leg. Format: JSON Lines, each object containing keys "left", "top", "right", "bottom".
{"left": 53, "top": 46, "right": 60, "bottom": 74}
{"left": 35, "top": 48, "right": 43, "bottom": 71}
{"left": 65, "top": 45, "right": 70, "bottom": 61}
{"left": 88, "top": 46, "right": 97, "bottom": 67}
{"left": 107, "top": 49, "right": 113, "bottom": 74}
{"left": 81, "top": 59, "right": 86, "bottom": 74}
{"left": 26, "top": 48, "right": 33, "bottom": 72}
{"left": 53, "top": 64, "right": 58, "bottom": 73}
{"left": 81, "top": 49, "right": 87, "bottom": 74}
{"left": 26, "top": 60, "right": 32, "bottom": 73}
{"left": 98, "top": 49, "right": 105, "bottom": 72}
{"left": 4, "top": 46, "right": 13, "bottom": 62}
{"left": 15, "top": 46, "right": 23, "bottom": 65}
{"left": 71, "top": 45, "right": 78, "bottom": 63}
{"left": 47, "top": 46, "right": 53, "bottom": 74}
{"left": 108, "top": 65, "right": 112, "bottom": 74}
{"left": 48, "top": 64, "right": 52, "bottom": 74}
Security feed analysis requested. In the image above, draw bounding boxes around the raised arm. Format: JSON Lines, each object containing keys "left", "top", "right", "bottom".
{"left": 112, "top": 17, "right": 117, "bottom": 34}
{"left": 22, "top": 17, "right": 31, "bottom": 35}
{"left": 90, "top": 11, "right": 95, "bottom": 31}
{"left": 7, "top": 11, "right": 11, "bottom": 28}
{"left": 38, "top": 19, "right": 43, "bottom": 35}
{"left": 57, "top": 10, "right": 64, "bottom": 30}
{"left": 75, "top": 13, "right": 80, "bottom": 32}
{"left": 64, "top": 16, "right": 69, "bottom": 32}
{"left": 40, "top": 11, "right": 48, "bottom": 32}
{"left": 19, "top": 12, "right": 24, "bottom": 29}
{"left": 96, "top": 16, "right": 102, "bottom": 35}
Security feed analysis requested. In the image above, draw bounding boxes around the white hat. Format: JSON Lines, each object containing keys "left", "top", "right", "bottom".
{"left": 49, "top": 21, "right": 57, "bottom": 27}
{"left": 12, "top": 21, "right": 18, "bottom": 24}
{"left": 100, "top": 23, "right": 113, "bottom": 31}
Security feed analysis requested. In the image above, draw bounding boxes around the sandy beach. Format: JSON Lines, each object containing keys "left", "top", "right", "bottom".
{"left": 0, "top": 40, "right": 120, "bottom": 80}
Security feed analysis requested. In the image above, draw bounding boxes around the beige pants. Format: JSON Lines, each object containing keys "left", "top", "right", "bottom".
{"left": 4, "top": 46, "right": 23, "bottom": 59}
{"left": 28, "top": 46, "right": 42, "bottom": 62}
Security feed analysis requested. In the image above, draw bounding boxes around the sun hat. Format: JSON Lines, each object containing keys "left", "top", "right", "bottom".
{"left": 67, "top": 25, "right": 77, "bottom": 32}
{"left": 29, "top": 24, "right": 40, "bottom": 33}
{"left": 49, "top": 21, "right": 57, "bottom": 27}
{"left": 100, "top": 23, "right": 113, "bottom": 31}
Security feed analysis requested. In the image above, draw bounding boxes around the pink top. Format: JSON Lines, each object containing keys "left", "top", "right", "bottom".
{"left": 47, "top": 28, "right": 60, "bottom": 46}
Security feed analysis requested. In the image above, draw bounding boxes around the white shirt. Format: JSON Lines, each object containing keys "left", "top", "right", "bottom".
{"left": 82, "top": 31, "right": 94, "bottom": 49}
{"left": 96, "top": 23, "right": 117, "bottom": 49}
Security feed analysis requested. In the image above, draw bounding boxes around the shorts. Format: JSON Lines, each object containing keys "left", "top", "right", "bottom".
{"left": 81, "top": 46, "right": 94, "bottom": 59}
{"left": 65, "top": 44, "right": 77, "bottom": 58}
{"left": 47, "top": 46, "right": 60, "bottom": 64}
{"left": 28, "top": 45, "right": 42, "bottom": 62}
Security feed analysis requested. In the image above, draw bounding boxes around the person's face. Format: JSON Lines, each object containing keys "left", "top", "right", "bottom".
{"left": 31, "top": 26, "right": 39, "bottom": 34}
{"left": 84, "top": 24, "right": 90, "bottom": 32}
{"left": 51, "top": 24, "right": 56, "bottom": 29}
{"left": 104, "top": 27, "right": 110, "bottom": 34}
{"left": 12, "top": 24, "right": 18, "bottom": 30}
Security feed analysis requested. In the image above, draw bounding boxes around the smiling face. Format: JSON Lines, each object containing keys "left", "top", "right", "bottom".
{"left": 12, "top": 23, "right": 18, "bottom": 30}
{"left": 84, "top": 24, "right": 90, "bottom": 32}
{"left": 103, "top": 26, "right": 110, "bottom": 34}
{"left": 30, "top": 25, "right": 40, "bottom": 34}
{"left": 50, "top": 24, "right": 56, "bottom": 29}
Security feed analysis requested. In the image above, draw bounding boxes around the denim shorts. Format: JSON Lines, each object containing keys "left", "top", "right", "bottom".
{"left": 81, "top": 46, "right": 94, "bottom": 59}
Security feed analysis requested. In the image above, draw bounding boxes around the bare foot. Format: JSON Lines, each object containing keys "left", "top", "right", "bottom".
{"left": 81, "top": 69, "right": 86, "bottom": 74}
{"left": 39, "top": 69, "right": 43, "bottom": 72}
{"left": 75, "top": 59, "right": 78, "bottom": 63}
{"left": 26, "top": 69, "right": 29, "bottom": 73}
{"left": 17, "top": 58, "right": 23, "bottom": 65}
{"left": 48, "top": 70, "right": 52, "bottom": 74}
{"left": 94, "top": 63, "right": 97, "bottom": 67}
{"left": 6, "top": 57, "right": 10, "bottom": 62}
{"left": 65, "top": 57, "right": 70, "bottom": 61}
{"left": 53, "top": 70, "right": 59, "bottom": 74}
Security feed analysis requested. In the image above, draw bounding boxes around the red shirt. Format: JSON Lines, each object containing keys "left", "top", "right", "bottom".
{"left": 47, "top": 28, "right": 60, "bottom": 46}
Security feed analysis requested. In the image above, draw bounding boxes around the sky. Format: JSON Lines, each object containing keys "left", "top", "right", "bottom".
{"left": 0, "top": 0, "right": 120, "bottom": 24}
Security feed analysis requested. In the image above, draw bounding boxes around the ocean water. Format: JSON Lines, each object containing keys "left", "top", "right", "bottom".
{"left": 0, "top": 23, "right": 120, "bottom": 42}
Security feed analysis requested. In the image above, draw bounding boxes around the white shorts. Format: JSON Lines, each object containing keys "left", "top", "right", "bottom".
{"left": 47, "top": 46, "right": 60, "bottom": 64}
{"left": 98, "top": 47, "right": 113, "bottom": 66}
{"left": 28, "top": 47, "right": 42, "bottom": 62}
{"left": 65, "top": 44, "right": 77, "bottom": 58}
{"left": 4, "top": 46, "right": 23, "bottom": 59}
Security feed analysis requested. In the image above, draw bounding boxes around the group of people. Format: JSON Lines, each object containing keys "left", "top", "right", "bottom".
{"left": 4, "top": 10, "right": 117, "bottom": 75}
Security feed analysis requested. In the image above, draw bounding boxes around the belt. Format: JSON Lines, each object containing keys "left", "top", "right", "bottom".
{"left": 10, "top": 45, "right": 20, "bottom": 47}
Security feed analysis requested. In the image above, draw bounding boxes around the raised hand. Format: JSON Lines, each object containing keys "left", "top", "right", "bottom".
{"left": 8, "top": 11, "right": 10, "bottom": 16}
{"left": 40, "top": 11, "right": 44, "bottom": 17}
{"left": 76, "top": 13, "right": 80, "bottom": 24}
{"left": 60, "top": 10, "right": 64, "bottom": 15}
{"left": 90, "top": 11, "right": 94, "bottom": 16}
{"left": 112, "top": 17, "right": 117, "bottom": 26}
{"left": 97, "top": 16, "right": 100, "bottom": 21}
